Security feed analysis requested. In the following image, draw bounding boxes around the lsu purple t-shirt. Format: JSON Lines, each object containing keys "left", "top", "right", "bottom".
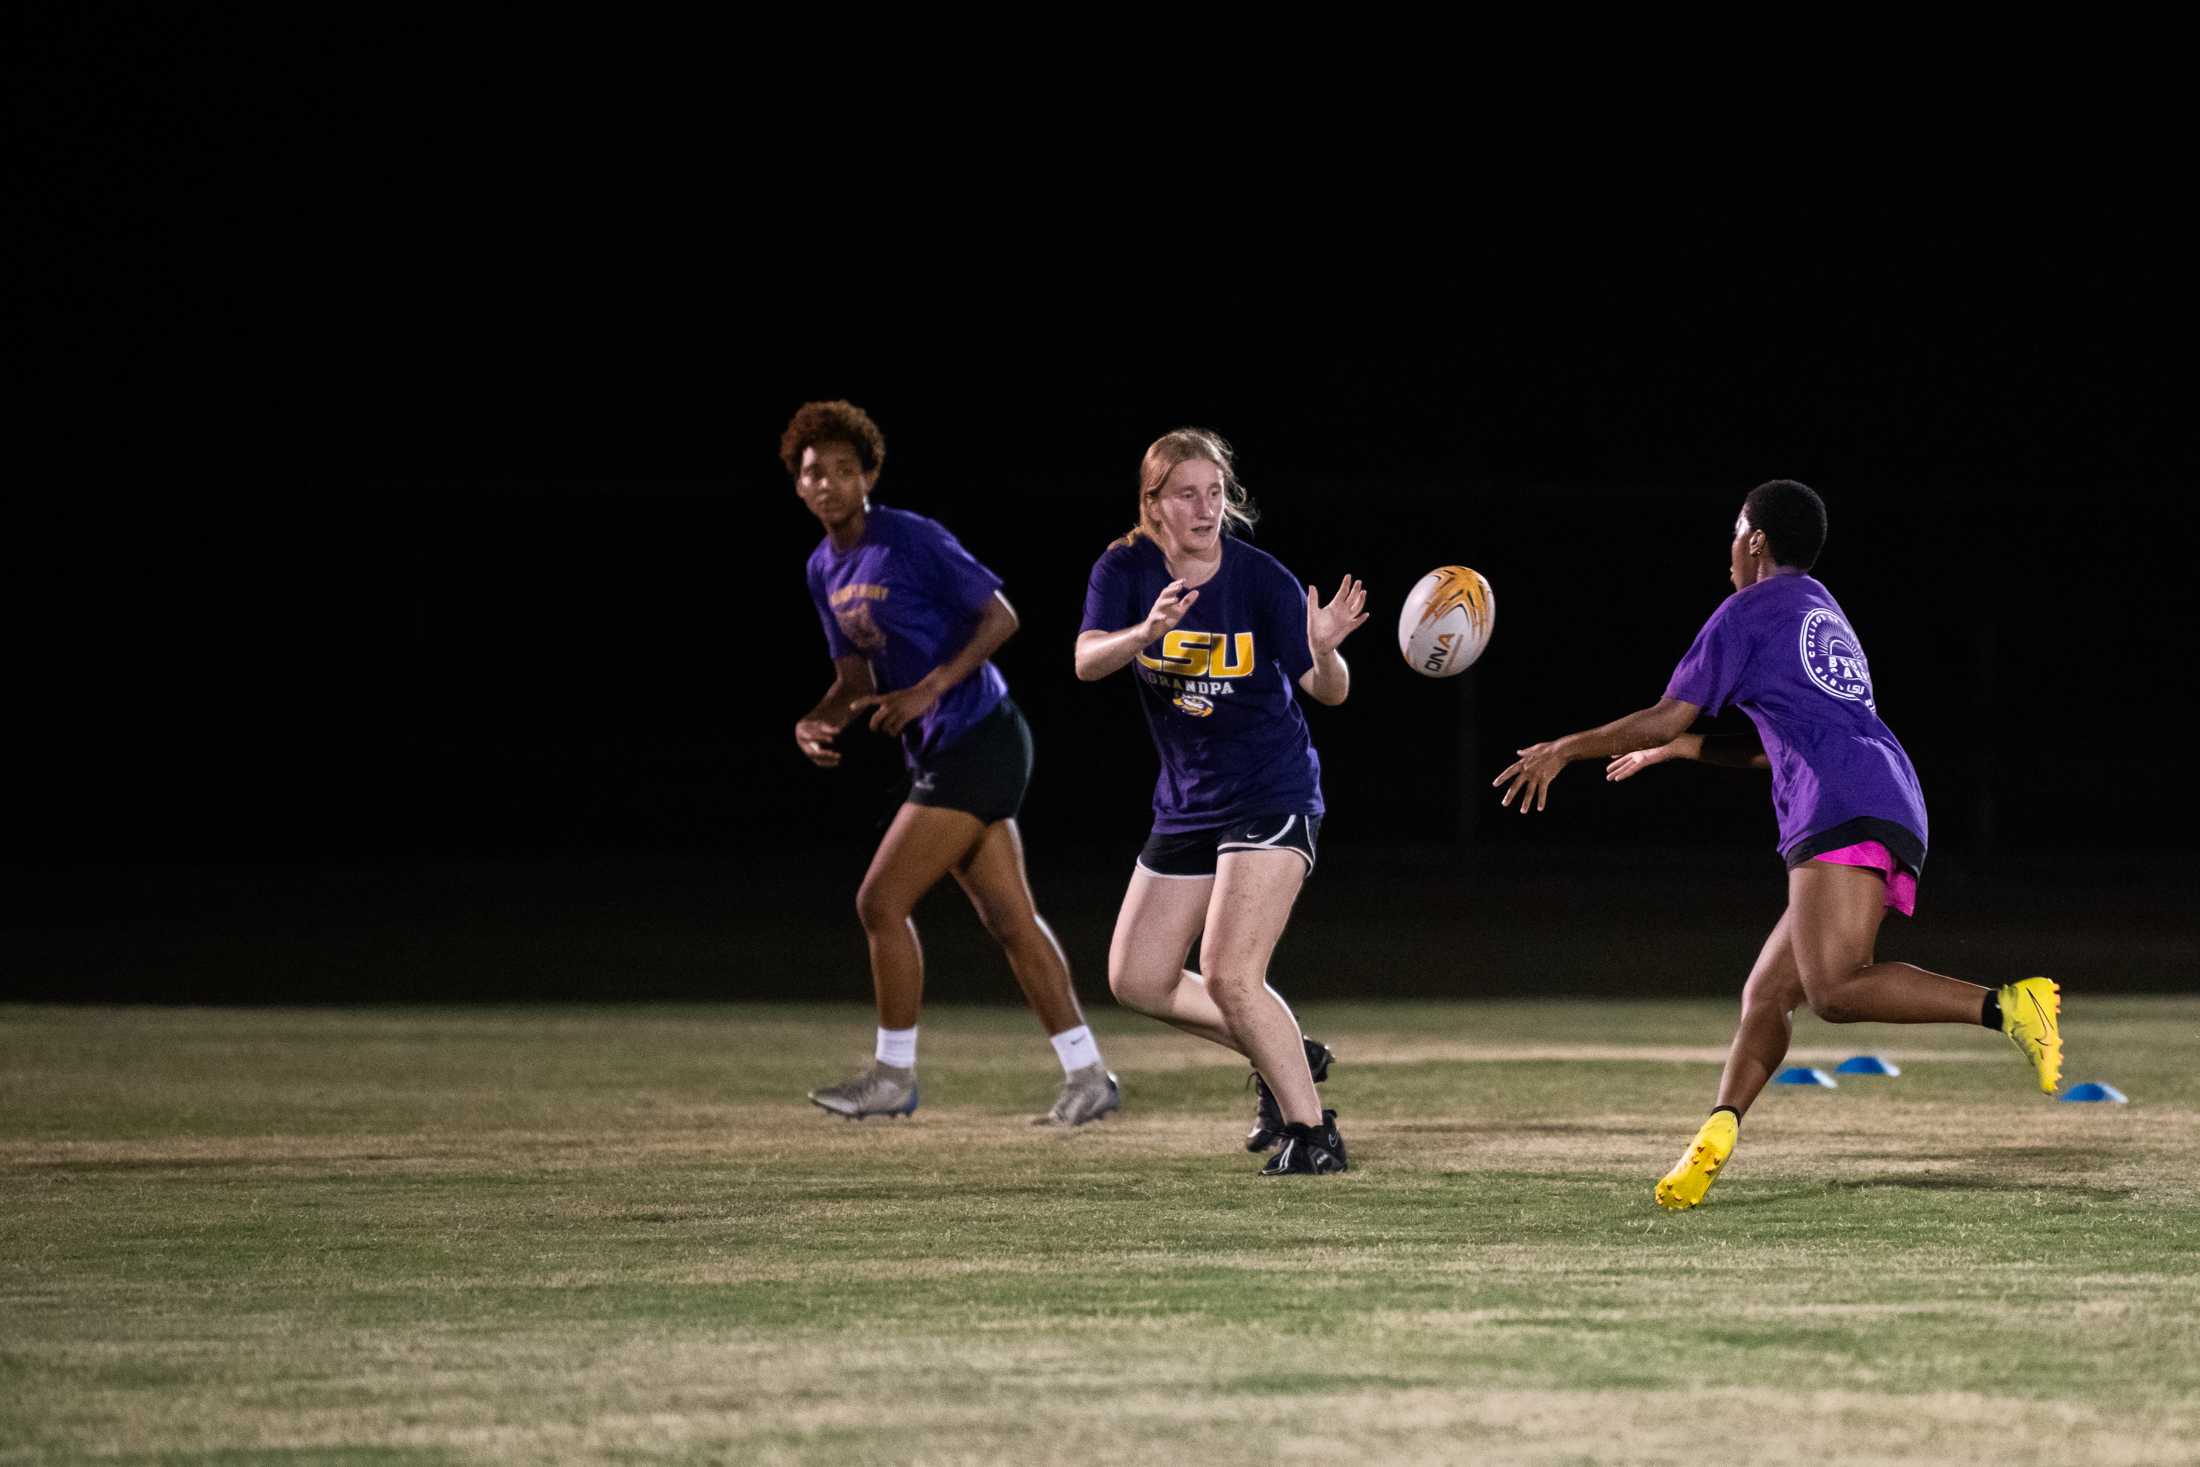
{"left": 806, "top": 505, "right": 1008, "bottom": 767}
{"left": 1080, "top": 534, "right": 1322, "bottom": 833}
{"left": 1664, "top": 571, "right": 1929, "bottom": 869}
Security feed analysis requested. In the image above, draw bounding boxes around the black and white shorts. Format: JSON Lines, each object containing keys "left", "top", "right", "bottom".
{"left": 1137, "top": 812, "right": 1322, "bottom": 880}
{"left": 905, "top": 698, "right": 1033, "bottom": 825}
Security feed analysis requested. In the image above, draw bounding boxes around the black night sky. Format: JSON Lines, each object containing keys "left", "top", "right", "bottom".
{"left": 12, "top": 62, "right": 2197, "bottom": 1007}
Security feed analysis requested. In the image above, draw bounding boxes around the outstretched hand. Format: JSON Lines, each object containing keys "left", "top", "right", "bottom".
{"left": 1306, "top": 575, "right": 1369, "bottom": 656}
{"left": 1606, "top": 745, "right": 1676, "bottom": 782}
{"left": 1493, "top": 741, "right": 1570, "bottom": 813}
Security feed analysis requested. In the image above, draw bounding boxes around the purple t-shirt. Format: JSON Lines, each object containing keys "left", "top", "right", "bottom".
{"left": 1080, "top": 534, "right": 1322, "bottom": 832}
{"left": 806, "top": 505, "right": 1008, "bottom": 767}
{"left": 1664, "top": 571, "right": 1929, "bottom": 868}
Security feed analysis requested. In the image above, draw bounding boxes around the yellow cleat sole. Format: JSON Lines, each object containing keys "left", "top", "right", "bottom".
{"left": 1654, "top": 1115, "right": 1737, "bottom": 1211}
{"left": 2001, "top": 977, "right": 2062, "bottom": 1095}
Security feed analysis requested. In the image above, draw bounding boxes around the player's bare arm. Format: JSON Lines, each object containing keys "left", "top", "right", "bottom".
{"left": 1495, "top": 697, "right": 1702, "bottom": 812}
{"left": 1298, "top": 575, "right": 1368, "bottom": 706}
{"left": 1610, "top": 725, "right": 1777, "bottom": 778}
{"left": 1610, "top": 729, "right": 1771, "bottom": 781}
{"left": 1073, "top": 580, "right": 1200, "bottom": 681}
{"left": 850, "top": 592, "right": 1020, "bottom": 738}
{"left": 1606, "top": 732, "right": 1703, "bottom": 781}
{"left": 796, "top": 655, "right": 877, "bottom": 767}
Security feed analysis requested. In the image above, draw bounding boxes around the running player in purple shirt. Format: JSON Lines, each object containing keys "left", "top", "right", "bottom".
{"left": 1493, "top": 480, "right": 2063, "bottom": 1210}
{"left": 1077, "top": 428, "right": 1368, "bottom": 1175}
{"left": 785, "top": 400, "right": 1117, "bottom": 1127}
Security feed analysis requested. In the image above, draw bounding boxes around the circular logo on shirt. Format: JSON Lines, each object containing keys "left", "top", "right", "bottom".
{"left": 1172, "top": 693, "right": 1215, "bottom": 718}
{"left": 834, "top": 602, "right": 887, "bottom": 656}
{"left": 1798, "top": 608, "right": 1873, "bottom": 704}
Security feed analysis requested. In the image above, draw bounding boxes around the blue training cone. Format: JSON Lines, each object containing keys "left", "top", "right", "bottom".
{"left": 2060, "top": 1082, "right": 2129, "bottom": 1103}
{"left": 1774, "top": 1066, "right": 1838, "bottom": 1088}
{"left": 1835, "top": 1055, "right": 1901, "bottom": 1076}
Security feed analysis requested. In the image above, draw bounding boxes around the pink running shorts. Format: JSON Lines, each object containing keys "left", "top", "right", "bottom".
{"left": 1811, "top": 840, "right": 1917, "bottom": 916}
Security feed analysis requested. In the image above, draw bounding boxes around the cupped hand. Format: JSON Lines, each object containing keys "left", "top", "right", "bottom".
{"left": 1143, "top": 580, "right": 1199, "bottom": 641}
{"left": 795, "top": 716, "right": 845, "bottom": 767}
{"left": 1306, "top": 575, "right": 1369, "bottom": 656}
{"left": 849, "top": 683, "right": 939, "bottom": 738}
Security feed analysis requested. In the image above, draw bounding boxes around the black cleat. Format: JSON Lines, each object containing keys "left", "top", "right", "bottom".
{"left": 1246, "top": 1036, "right": 1335, "bottom": 1152}
{"left": 1260, "top": 1108, "right": 1349, "bottom": 1175}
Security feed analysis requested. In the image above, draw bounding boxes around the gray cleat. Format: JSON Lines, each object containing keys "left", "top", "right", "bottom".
{"left": 807, "top": 1062, "right": 918, "bottom": 1119}
{"left": 1033, "top": 1063, "right": 1121, "bottom": 1126}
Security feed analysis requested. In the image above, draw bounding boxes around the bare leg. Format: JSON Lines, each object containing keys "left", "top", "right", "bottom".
{"left": 951, "top": 818, "right": 1084, "bottom": 1035}
{"left": 1715, "top": 909, "right": 1805, "bottom": 1116}
{"left": 853, "top": 803, "right": 987, "bottom": 1030}
{"left": 1789, "top": 863, "right": 1987, "bottom": 1025}
{"left": 1203, "top": 849, "right": 1321, "bottom": 1126}
{"left": 1106, "top": 869, "right": 1238, "bottom": 1049}
{"left": 1106, "top": 861, "right": 1315, "bottom": 1060}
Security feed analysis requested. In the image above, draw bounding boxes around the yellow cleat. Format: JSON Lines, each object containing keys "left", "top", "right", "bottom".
{"left": 1654, "top": 1110, "right": 1738, "bottom": 1211}
{"left": 2000, "top": 977, "right": 2062, "bottom": 1095}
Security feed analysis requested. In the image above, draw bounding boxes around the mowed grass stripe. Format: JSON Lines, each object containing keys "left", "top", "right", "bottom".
{"left": 3, "top": 999, "right": 2196, "bottom": 1465}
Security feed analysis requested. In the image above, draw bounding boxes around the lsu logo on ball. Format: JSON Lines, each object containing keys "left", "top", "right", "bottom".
{"left": 1172, "top": 693, "right": 1215, "bottom": 718}
{"left": 1138, "top": 631, "right": 1255, "bottom": 679}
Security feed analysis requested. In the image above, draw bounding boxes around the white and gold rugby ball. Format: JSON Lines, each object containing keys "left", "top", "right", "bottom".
{"left": 1398, "top": 565, "right": 1495, "bottom": 678}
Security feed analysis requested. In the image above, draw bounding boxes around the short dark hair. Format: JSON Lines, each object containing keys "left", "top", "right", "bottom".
{"left": 1742, "top": 479, "right": 1828, "bottom": 570}
{"left": 779, "top": 400, "right": 886, "bottom": 478}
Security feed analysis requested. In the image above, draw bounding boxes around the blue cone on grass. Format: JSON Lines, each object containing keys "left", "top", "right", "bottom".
{"left": 2060, "top": 1082, "right": 2128, "bottom": 1103}
{"left": 1835, "top": 1055, "right": 1900, "bottom": 1076}
{"left": 1774, "top": 1066, "right": 1837, "bottom": 1088}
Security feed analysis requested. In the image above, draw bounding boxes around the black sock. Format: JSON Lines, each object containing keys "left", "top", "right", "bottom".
{"left": 1979, "top": 991, "right": 2002, "bottom": 1031}
{"left": 1710, "top": 1105, "right": 1740, "bottom": 1126}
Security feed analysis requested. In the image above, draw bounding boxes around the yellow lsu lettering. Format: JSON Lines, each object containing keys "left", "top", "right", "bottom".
{"left": 1137, "top": 631, "right": 1255, "bottom": 678}
{"left": 830, "top": 582, "right": 890, "bottom": 606}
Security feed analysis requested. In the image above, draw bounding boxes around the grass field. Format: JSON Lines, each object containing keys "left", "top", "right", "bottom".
{"left": 4, "top": 999, "right": 2197, "bottom": 1465}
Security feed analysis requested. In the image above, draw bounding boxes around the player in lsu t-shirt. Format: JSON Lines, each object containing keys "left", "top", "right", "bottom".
{"left": 1492, "top": 479, "right": 2063, "bottom": 1210}
{"left": 786, "top": 400, "right": 1116, "bottom": 1128}
{"left": 1077, "top": 427, "right": 1368, "bottom": 1176}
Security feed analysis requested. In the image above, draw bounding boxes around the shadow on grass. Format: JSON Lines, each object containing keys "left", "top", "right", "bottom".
{"left": 1715, "top": 1174, "right": 2135, "bottom": 1207}
{"left": 1894, "top": 1145, "right": 2111, "bottom": 1164}
{"left": 14, "top": 1153, "right": 411, "bottom": 1172}
{"left": 1388, "top": 1122, "right": 1644, "bottom": 1138}
{"left": 1836, "top": 1174, "right": 2133, "bottom": 1200}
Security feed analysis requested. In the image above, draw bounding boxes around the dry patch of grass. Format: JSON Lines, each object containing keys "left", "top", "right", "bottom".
{"left": 3, "top": 999, "right": 2196, "bottom": 1465}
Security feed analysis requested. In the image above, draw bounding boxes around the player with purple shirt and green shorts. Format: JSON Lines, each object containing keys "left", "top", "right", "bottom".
{"left": 786, "top": 400, "right": 1117, "bottom": 1127}
{"left": 1494, "top": 479, "right": 2064, "bottom": 1209}
{"left": 1076, "top": 428, "right": 1369, "bottom": 1176}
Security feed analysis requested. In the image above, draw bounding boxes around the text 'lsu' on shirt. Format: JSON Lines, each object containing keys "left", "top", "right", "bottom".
{"left": 1080, "top": 534, "right": 1323, "bottom": 833}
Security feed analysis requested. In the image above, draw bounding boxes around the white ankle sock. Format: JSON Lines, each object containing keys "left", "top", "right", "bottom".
{"left": 1049, "top": 1024, "right": 1100, "bottom": 1075}
{"left": 875, "top": 1026, "right": 917, "bottom": 1069}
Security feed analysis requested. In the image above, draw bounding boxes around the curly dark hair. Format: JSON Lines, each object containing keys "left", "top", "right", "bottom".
{"left": 1742, "top": 478, "right": 1828, "bottom": 570}
{"left": 779, "top": 400, "right": 886, "bottom": 478}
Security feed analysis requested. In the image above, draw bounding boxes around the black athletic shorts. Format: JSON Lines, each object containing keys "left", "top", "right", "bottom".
{"left": 905, "top": 697, "right": 1033, "bottom": 824}
{"left": 1137, "top": 812, "right": 1322, "bottom": 879}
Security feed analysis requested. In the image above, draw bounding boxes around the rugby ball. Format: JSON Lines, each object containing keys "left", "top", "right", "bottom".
{"left": 1398, "top": 566, "right": 1495, "bottom": 678}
